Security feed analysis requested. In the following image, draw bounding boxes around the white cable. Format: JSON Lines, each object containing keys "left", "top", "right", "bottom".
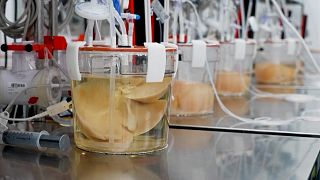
{"left": 218, "top": 0, "right": 225, "bottom": 41}
{"left": 163, "top": 0, "right": 170, "bottom": 42}
{"left": 245, "top": 0, "right": 253, "bottom": 39}
{"left": 186, "top": 21, "right": 193, "bottom": 43}
{"left": 178, "top": 7, "right": 185, "bottom": 43}
{"left": 115, "top": 26, "right": 122, "bottom": 38}
{"left": 108, "top": 0, "right": 117, "bottom": 47}
{"left": 239, "top": 0, "right": 245, "bottom": 39}
{"left": 172, "top": 7, "right": 179, "bottom": 44}
{"left": 270, "top": 0, "right": 320, "bottom": 73}
{"left": 183, "top": 0, "right": 203, "bottom": 39}
{"left": 113, "top": 8, "right": 128, "bottom": 46}
{"left": 128, "top": 21, "right": 134, "bottom": 46}
{"left": 144, "top": 0, "right": 152, "bottom": 42}
{"left": 13, "top": 105, "right": 18, "bottom": 119}
{"left": 1, "top": 100, "right": 71, "bottom": 122}
{"left": 0, "top": 111, "right": 49, "bottom": 122}
{"left": 94, "top": 20, "right": 102, "bottom": 40}
{"left": 204, "top": 58, "right": 299, "bottom": 126}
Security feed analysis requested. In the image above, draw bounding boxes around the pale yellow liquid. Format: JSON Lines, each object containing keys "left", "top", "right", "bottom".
{"left": 216, "top": 71, "right": 251, "bottom": 96}
{"left": 171, "top": 80, "right": 214, "bottom": 116}
{"left": 255, "top": 63, "right": 298, "bottom": 85}
{"left": 72, "top": 75, "right": 172, "bottom": 154}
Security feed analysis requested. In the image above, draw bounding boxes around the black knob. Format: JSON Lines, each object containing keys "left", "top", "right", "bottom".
{"left": 25, "top": 44, "right": 33, "bottom": 52}
{"left": 1, "top": 44, "right": 8, "bottom": 52}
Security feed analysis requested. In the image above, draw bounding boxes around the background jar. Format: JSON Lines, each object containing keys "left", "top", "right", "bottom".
{"left": 171, "top": 43, "right": 220, "bottom": 116}
{"left": 254, "top": 40, "right": 302, "bottom": 86}
{"left": 216, "top": 40, "right": 257, "bottom": 96}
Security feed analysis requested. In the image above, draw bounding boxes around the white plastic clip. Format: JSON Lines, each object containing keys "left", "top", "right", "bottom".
{"left": 192, "top": 40, "right": 207, "bottom": 68}
{"left": 287, "top": 38, "right": 296, "bottom": 55}
{"left": 235, "top": 39, "right": 246, "bottom": 61}
{"left": 47, "top": 101, "right": 72, "bottom": 116}
{"left": 144, "top": 43, "right": 167, "bottom": 83}
{"left": 66, "top": 41, "right": 86, "bottom": 81}
{"left": 248, "top": 17, "right": 259, "bottom": 32}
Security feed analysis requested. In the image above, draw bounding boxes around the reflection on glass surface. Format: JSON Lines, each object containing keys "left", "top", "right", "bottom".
{"left": 0, "top": 145, "right": 71, "bottom": 180}
{"left": 72, "top": 148, "right": 168, "bottom": 180}
{"left": 168, "top": 129, "right": 317, "bottom": 180}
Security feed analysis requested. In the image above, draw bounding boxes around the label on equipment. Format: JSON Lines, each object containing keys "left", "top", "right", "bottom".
{"left": 8, "top": 82, "right": 27, "bottom": 95}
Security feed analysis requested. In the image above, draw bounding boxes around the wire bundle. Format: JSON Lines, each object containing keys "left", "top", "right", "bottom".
{"left": 0, "top": 0, "right": 38, "bottom": 39}
{"left": 0, "top": 0, "right": 74, "bottom": 40}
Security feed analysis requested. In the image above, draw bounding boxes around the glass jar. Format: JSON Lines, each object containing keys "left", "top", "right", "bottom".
{"left": 254, "top": 40, "right": 302, "bottom": 85}
{"left": 171, "top": 44, "right": 219, "bottom": 116}
{"left": 72, "top": 46, "right": 177, "bottom": 154}
{"left": 304, "top": 49, "right": 320, "bottom": 95}
{"left": 216, "top": 40, "right": 256, "bottom": 96}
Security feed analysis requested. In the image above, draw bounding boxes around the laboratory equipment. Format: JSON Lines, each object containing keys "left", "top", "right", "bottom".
{"left": 254, "top": 40, "right": 302, "bottom": 86}
{"left": 171, "top": 42, "right": 220, "bottom": 116}
{"left": 1, "top": 130, "right": 70, "bottom": 151}
{"left": 0, "top": 50, "right": 63, "bottom": 107}
{"left": 69, "top": 45, "right": 177, "bottom": 154}
{"left": 0, "top": 37, "right": 68, "bottom": 108}
{"left": 216, "top": 40, "right": 256, "bottom": 96}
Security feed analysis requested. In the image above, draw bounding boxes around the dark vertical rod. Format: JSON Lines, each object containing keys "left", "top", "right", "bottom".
{"left": 36, "top": 0, "right": 43, "bottom": 43}
{"left": 50, "top": 0, "right": 58, "bottom": 36}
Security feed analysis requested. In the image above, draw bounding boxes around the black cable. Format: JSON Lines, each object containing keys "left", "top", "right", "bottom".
{"left": 4, "top": 34, "right": 7, "bottom": 68}
{"left": 169, "top": 124, "right": 320, "bottom": 139}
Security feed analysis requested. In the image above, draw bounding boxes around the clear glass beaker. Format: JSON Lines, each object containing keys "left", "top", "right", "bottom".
{"left": 216, "top": 41, "right": 256, "bottom": 96}
{"left": 304, "top": 49, "right": 320, "bottom": 95}
{"left": 171, "top": 44, "right": 219, "bottom": 116}
{"left": 72, "top": 46, "right": 177, "bottom": 154}
{"left": 254, "top": 41, "right": 302, "bottom": 85}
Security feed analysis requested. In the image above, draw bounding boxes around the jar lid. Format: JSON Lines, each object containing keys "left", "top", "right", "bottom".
{"left": 220, "top": 39, "right": 257, "bottom": 45}
{"left": 178, "top": 43, "right": 219, "bottom": 47}
{"left": 79, "top": 46, "right": 177, "bottom": 53}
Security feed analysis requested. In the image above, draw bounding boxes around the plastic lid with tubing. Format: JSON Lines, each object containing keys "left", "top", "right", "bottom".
{"left": 75, "top": 2, "right": 110, "bottom": 20}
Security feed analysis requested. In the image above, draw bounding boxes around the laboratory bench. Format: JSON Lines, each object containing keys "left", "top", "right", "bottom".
{"left": 1, "top": 91, "right": 320, "bottom": 180}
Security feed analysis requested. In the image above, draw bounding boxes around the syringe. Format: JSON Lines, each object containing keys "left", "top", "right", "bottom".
{"left": 1, "top": 130, "right": 71, "bottom": 151}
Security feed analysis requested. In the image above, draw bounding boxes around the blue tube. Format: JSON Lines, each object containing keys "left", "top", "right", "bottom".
{"left": 113, "top": 0, "right": 121, "bottom": 15}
